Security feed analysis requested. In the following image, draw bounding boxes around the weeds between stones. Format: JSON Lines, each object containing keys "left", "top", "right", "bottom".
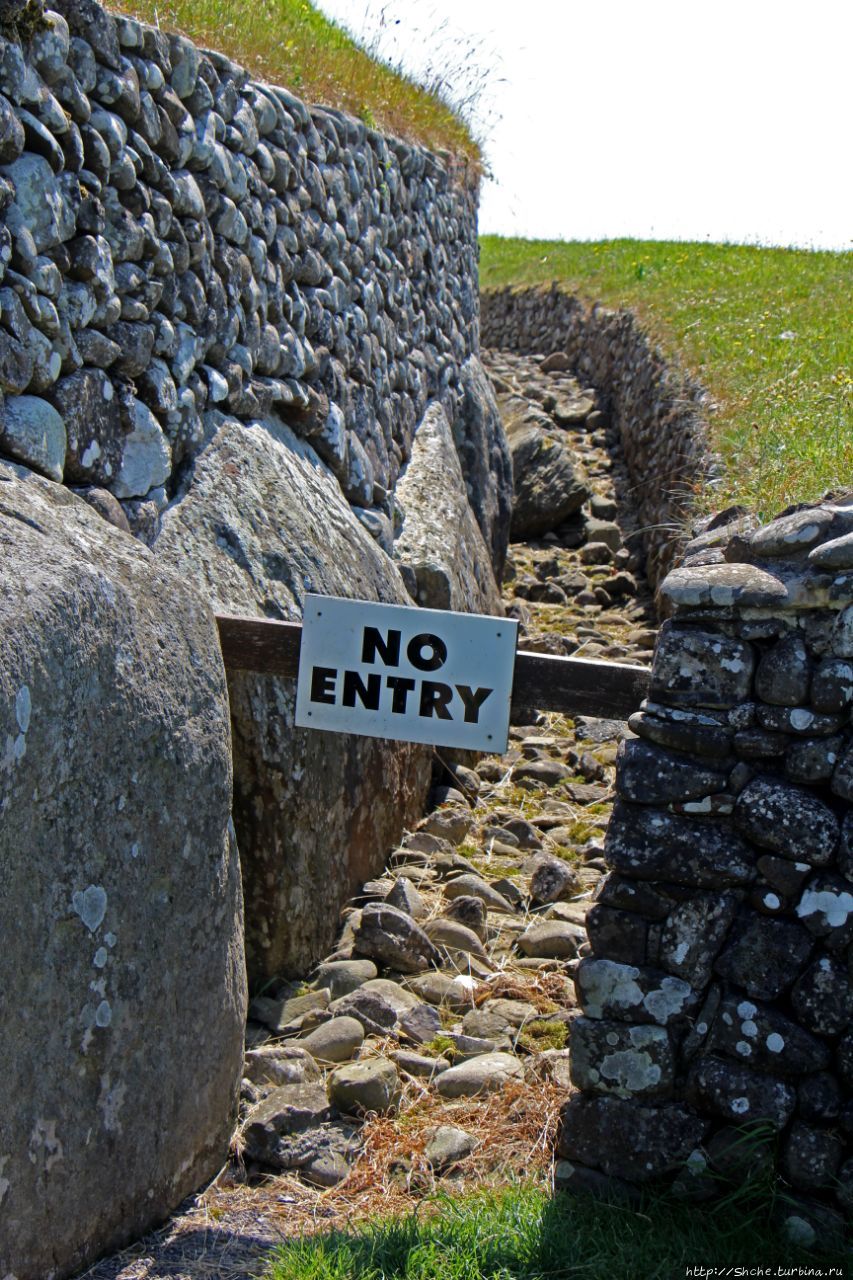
{"left": 84, "top": 349, "right": 853, "bottom": 1280}
{"left": 83, "top": 350, "right": 658, "bottom": 1276}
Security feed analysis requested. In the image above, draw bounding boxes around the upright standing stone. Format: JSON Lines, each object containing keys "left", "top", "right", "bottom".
{"left": 155, "top": 418, "right": 432, "bottom": 983}
{"left": 393, "top": 402, "right": 504, "bottom": 615}
{"left": 0, "top": 464, "right": 246, "bottom": 1280}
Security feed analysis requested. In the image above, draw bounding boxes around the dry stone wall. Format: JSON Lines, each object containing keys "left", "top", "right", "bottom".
{"left": 0, "top": 2, "right": 514, "bottom": 1273}
{"left": 481, "top": 284, "right": 716, "bottom": 589}
{"left": 0, "top": 0, "right": 500, "bottom": 546}
{"left": 0, "top": 0, "right": 512, "bottom": 988}
{"left": 560, "top": 498, "right": 853, "bottom": 1243}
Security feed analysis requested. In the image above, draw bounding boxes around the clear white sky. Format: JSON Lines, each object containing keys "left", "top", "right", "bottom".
{"left": 315, "top": 0, "right": 851, "bottom": 251}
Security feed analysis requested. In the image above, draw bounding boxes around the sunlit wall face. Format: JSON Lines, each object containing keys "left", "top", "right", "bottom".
{"left": 316, "top": 0, "right": 852, "bottom": 251}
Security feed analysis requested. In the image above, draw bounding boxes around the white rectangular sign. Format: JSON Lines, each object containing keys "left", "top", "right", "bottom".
{"left": 294, "top": 594, "right": 519, "bottom": 752}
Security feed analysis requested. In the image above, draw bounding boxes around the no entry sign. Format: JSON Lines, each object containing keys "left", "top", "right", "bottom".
{"left": 294, "top": 595, "right": 519, "bottom": 751}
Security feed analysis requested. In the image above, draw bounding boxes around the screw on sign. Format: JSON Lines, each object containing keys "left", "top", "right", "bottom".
{"left": 294, "top": 595, "right": 519, "bottom": 752}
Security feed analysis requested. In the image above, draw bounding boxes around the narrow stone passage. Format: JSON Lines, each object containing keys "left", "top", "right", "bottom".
{"left": 484, "top": 347, "right": 657, "bottom": 666}
{"left": 84, "top": 351, "right": 659, "bottom": 1279}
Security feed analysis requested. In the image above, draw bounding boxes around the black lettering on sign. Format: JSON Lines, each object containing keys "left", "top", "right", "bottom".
{"left": 361, "top": 626, "right": 401, "bottom": 667}
{"left": 419, "top": 681, "right": 453, "bottom": 719}
{"left": 455, "top": 685, "right": 493, "bottom": 723}
{"left": 311, "top": 666, "right": 337, "bottom": 704}
{"left": 407, "top": 633, "right": 448, "bottom": 672}
{"left": 342, "top": 670, "right": 381, "bottom": 710}
{"left": 387, "top": 675, "right": 416, "bottom": 713}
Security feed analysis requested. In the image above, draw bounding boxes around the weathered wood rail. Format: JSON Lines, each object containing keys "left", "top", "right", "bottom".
{"left": 215, "top": 614, "right": 651, "bottom": 723}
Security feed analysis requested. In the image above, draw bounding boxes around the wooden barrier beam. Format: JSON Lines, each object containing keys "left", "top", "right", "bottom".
{"left": 216, "top": 614, "right": 302, "bottom": 679}
{"left": 510, "top": 649, "right": 650, "bottom": 722}
{"left": 215, "top": 613, "right": 650, "bottom": 723}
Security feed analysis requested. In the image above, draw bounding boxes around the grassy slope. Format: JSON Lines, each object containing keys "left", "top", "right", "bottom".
{"left": 480, "top": 237, "right": 853, "bottom": 518}
{"left": 113, "top": 0, "right": 480, "bottom": 163}
{"left": 265, "top": 1184, "right": 849, "bottom": 1279}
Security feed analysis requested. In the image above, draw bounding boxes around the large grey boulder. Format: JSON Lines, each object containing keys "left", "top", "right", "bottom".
{"left": 452, "top": 355, "right": 513, "bottom": 577}
{"left": 505, "top": 416, "right": 590, "bottom": 539}
{"left": 0, "top": 463, "right": 246, "bottom": 1280}
{"left": 393, "top": 402, "right": 503, "bottom": 615}
{"left": 155, "top": 416, "right": 432, "bottom": 984}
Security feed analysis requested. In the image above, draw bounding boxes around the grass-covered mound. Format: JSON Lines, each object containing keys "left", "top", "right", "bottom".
{"left": 480, "top": 237, "right": 852, "bottom": 518}
{"left": 113, "top": 0, "right": 481, "bottom": 164}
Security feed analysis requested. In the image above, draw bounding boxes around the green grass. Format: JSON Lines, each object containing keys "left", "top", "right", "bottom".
{"left": 424, "top": 1034, "right": 457, "bottom": 1060}
{"left": 516, "top": 1020, "right": 567, "bottom": 1053}
{"left": 263, "top": 1183, "right": 849, "bottom": 1279}
{"left": 480, "top": 237, "right": 853, "bottom": 518}
{"left": 113, "top": 0, "right": 480, "bottom": 165}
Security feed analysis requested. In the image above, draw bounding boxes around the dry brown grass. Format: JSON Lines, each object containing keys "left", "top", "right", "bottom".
{"left": 82, "top": 1076, "right": 567, "bottom": 1278}
{"left": 222, "top": 1074, "right": 563, "bottom": 1226}
{"left": 471, "top": 969, "right": 570, "bottom": 1014}
{"left": 111, "top": 0, "right": 482, "bottom": 168}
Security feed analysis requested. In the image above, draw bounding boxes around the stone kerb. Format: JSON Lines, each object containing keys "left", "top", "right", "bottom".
{"left": 559, "top": 497, "right": 853, "bottom": 1241}
{"left": 0, "top": 3, "right": 512, "bottom": 1271}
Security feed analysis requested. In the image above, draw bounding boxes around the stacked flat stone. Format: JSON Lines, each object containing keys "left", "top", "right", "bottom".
{"left": 559, "top": 497, "right": 853, "bottom": 1241}
{"left": 0, "top": 0, "right": 505, "bottom": 554}
{"left": 481, "top": 284, "right": 715, "bottom": 588}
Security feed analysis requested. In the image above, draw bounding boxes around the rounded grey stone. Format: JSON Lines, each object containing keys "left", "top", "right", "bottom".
{"left": 650, "top": 624, "right": 756, "bottom": 709}
{"left": 444, "top": 894, "right": 487, "bottom": 936}
{"left": 424, "top": 917, "right": 490, "bottom": 960}
{"left": 518, "top": 920, "right": 586, "bottom": 959}
{"left": 661, "top": 563, "right": 788, "bottom": 611}
{"left": 405, "top": 971, "right": 478, "bottom": 1012}
{"left": 1, "top": 394, "right": 66, "bottom": 481}
{"left": 314, "top": 959, "right": 377, "bottom": 999}
{"left": 113, "top": 397, "right": 171, "bottom": 499}
{"left": 1, "top": 153, "right": 77, "bottom": 251}
{"left": 328, "top": 1056, "right": 401, "bottom": 1115}
{"left": 299, "top": 1016, "right": 365, "bottom": 1064}
{"left": 687, "top": 1055, "right": 796, "bottom": 1129}
{"left": 353, "top": 902, "right": 440, "bottom": 974}
{"left": 359, "top": 977, "right": 422, "bottom": 1016}
{"left": 392, "top": 1048, "right": 450, "bottom": 1078}
{"left": 570, "top": 1017, "right": 674, "bottom": 1099}
{"left": 435, "top": 1052, "right": 524, "bottom": 1098}
{"left": 755, "top": 635, "right": 811, "bottom": 705}
{"left": 425, "top": 1124, "right": 477, "bottom": 1170}
{"left": 442, "top": 873, "right": 515, "bottom": 914}
{"left": 733, "top": 777, "right": 839, "bottom": 865}
{"left": 243, "top": 1045, "right": 320, "bottom": 1089}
